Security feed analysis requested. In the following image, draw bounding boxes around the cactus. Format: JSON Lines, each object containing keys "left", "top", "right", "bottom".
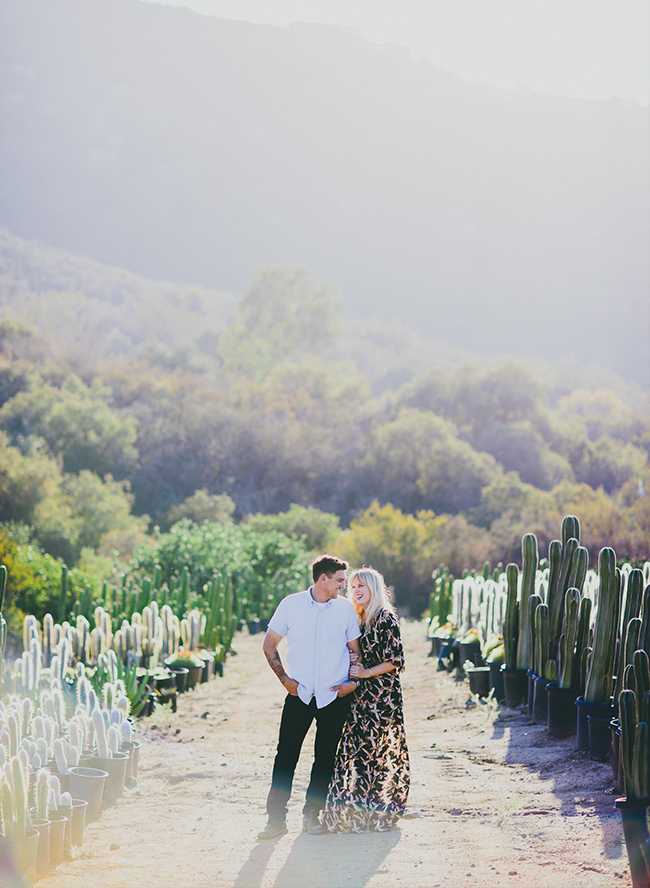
{"left": 557, "top": 589, "right": 580, "bottom": 689}
{"left": 516, "top": 534, "right": 538, "bottom": 670}
{"left": 534, "top": 603, "right": 549, "bottom": 678}
{"left": 503, "top": 563, "right": 519, "bottom": 670}
{"left": 93, "top": 708, "right": 110, "bottom": 759}
{"left": 571, "top": 596, "right": 592, "bottom": 695}
{"left": 526, "top": 593, "right": 542, "bottom": 673}
{"left": 584, "top": 547, "right": 619, "bottom": 705}
{"left": 58, "top": 565, "right": 68, "bottom": 624}
{"left": 0, "top": 755, "right": 29, "bottom": 838}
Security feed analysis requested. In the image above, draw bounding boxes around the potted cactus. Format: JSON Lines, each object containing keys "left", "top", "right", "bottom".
{"left": 577, "top": 547, "right": 619, "bottom": 750}
{"left": 501, "top": 558, "right": 527, "bottom": 708}
{"left": 616, "top": 681, "right": 650, "bottom": 888}
{"left": 0, "top": 755, "right": 39, "bottom": 879}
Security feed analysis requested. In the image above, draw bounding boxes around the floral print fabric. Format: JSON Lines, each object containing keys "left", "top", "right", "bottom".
{"left": 323, "top": 608, "right": 410, "bottom": 832}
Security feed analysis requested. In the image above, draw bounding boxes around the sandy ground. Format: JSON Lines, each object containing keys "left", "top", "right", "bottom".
{"left": 34, "top": 621, "right": 630, "bottom": 888}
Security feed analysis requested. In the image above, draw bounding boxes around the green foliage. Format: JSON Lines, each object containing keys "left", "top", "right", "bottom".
{"left": 0, "top": 373, "right": 138, "bottom": 476}
{"left": 165, "top": 490, "right": 235, "bottom": 529}
{"left": 132, "top": 520, "right": 310, "bottom": 621}
{"left": 219, "top": 266, "right": 345, "bottom": 380}
{"left": 244, "top": 504, "right": 340, "bottom": 553}
{"left": 336, "top": 501, "right": 493, "bottom": 614}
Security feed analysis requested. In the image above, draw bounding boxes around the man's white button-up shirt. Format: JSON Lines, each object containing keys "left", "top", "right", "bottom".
{"left": 268, "top": 588, "right": 361, "bottom": 708}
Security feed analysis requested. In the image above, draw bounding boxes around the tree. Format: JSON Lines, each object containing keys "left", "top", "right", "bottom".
{"left": 165, "top": 489, "right": 236, "bottom": 529}
{"left": 0, "top": 374, "right": 138, "bottom": 477}
{"left": 219, "top": 266, "right": 346, "bottom": 379}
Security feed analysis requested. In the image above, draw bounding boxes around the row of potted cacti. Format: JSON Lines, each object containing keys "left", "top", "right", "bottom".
{"left": 0, "top": 565, "right": 145, "bottom": 881}
{"left": 428, "top": 516, "right": 650, "bottom": 888}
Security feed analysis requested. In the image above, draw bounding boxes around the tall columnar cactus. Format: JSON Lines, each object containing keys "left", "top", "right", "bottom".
{"left": 557, "top": 589, "right": 580, "bottom": 689}
{"left": 620, "top": 689, "right": 650, "bottom": 801}
{"left": 0, "top": 565, "right": 7, "bottom": 697}
{"left": 527, "top": 593, "right": 542, "bottom": 673}
{"left": 534, "top": 603, "right": 549, "bottom": 679}
{"left": 0, "top": 755, "right": 29, "bottom": 838}
{"left": 584, "top": 547, "right": 619, "bottom": 705}
{"left": 571, "top": 595, "right": 593, "bottom": 694}
{"left": 58, "top": 565, "right": 68, "bottom": 625}
{"left": 503, "top": 563, "right": 519, "bottom": 670}
{"left": 516, "top": 534, "right": 538, "bottom": 671}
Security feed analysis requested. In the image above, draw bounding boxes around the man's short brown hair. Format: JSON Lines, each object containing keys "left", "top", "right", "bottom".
{"left": 312, "top": 554, "right": 349, "bottom": 583}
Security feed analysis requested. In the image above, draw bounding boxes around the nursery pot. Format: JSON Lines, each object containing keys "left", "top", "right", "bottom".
{"left": 610, "top": 718, "right": 620, "bottom": 782}
{"left": 488, "top": 661, "right": 505, "bottom": 703}
{"left": 198, "top": 649, "right": 215, "bottom": 682}
{"left": 30, "top": 818, "right": 51, "bottom": 873}
{"left": 587, "top": 714, "right": 613, "bottom": 762}
{"left": 69, "top": 798, "right": 88, "bottom": 846}
{"left": 47, "top": 812, "right": 67, "bottom": 867}
{"left": 615, "top": 797, "right": 650, "bottom": 888}
{"left": 92, "top": 752, "right": 129, "bottom": 805}
{"left": 527, "top": 670, "right": 536, "bottom": 719}
{"left": 467, "top": 666, "right": 490, "bottom": 698}
{"left": 501, "top": 666, "right": 528, "bottom": 709}
{"left": 68, "top": 766, "right": 108, "bottom": 821}
{"left": 54, "top": 803, "right": 73, "bottom": 849}
{"left": 532, "top": 675, "right": 549, "bottom": 725}
{"left": 214, "top": 660, "right": 224, "bottom": 677}
{"left": 576, "top": 696, "right": 616, "bottom": 752}
{"left": 546, "top": 682, "right": 577, "bottom": 738}
{"left": 0, "top": 828, "right": 39, "bottom": 880}
{"left": 247, "top": 618, "right": 261, "bottom": 635}
{"left": 459, "top": 640, "right": 482, "bottom": 668}
{"left": 642, "top": 840, "right": 650, "bottom": 887}
{"left": 166, "top": 664, "right": 189, "bottom": 693}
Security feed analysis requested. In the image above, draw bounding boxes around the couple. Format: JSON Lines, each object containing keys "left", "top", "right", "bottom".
{"left": 258, "top": 554, "right": 409, "bottom": 839}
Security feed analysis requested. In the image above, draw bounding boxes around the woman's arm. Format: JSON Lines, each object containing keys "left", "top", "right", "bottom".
{"left": 349, "top": 660, "right": 396, "bottom": 679}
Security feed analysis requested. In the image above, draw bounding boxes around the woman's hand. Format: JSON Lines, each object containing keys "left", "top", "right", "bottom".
{"left": 349, "top": 663, "right": 369, "bottom": 679}
{"left": 331, "top": 681, "right": 358, "bottom": 697}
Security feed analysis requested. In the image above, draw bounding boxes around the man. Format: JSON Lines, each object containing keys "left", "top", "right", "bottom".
{"left": 258, "top": 554, "right": 361, "bottom": 839}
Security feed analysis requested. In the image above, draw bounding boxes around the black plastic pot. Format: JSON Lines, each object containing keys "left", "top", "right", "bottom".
{"left": 459, "top": 640, "right": 482, "bottom": 668}
{"left": 247, "top": 618, "right": 261, "bottom": 635}
{"left": 587, "top": 714, "right": 613, "bottom": 762}
{"left": 164, "top": 663, "right": 189, "bottom": 693}
{"left": 576, "top": 696, "right": 615, "bottom": 752}
{"left": 546, "top": 682, "right": 577, "bottom": 738}
{"left": 488, "top": 661, "right": 505, "bottom": 703}
{"left": 532, "top": 675, "right": 549, "bottom": 725}
{"left": 467, "top": 666, "right": 490, "bottom": 698}
{"left": 527, "top": 670, "right": 536, "bottom": 719}
{"left": 615, "top": 797, "right": 650, "bottom": 888}
{"left": 642, "top": 839, "right": 650, "bottom": 887}
{"left": 502, "top": 666, "right": 528, "bottom": 708}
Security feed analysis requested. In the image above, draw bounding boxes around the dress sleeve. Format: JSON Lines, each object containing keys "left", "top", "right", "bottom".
{"left": 379, "top": 610, "right": 405, "bottom": 672}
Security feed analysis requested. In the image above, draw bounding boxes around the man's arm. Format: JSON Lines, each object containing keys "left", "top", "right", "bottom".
{"left": 262, "top": 628, "right": 299, "bottom": 696}
{"left": 330, "top": 637, "right": 364, "bottom": 697}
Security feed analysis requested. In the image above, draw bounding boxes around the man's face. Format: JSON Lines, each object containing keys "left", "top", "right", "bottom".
{"left": 323, "top": 570, "right": 347, "bottom": 600}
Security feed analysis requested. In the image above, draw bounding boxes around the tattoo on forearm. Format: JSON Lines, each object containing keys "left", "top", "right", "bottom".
{"left": 265, "top": 649, "right": 287, "bottom": 682}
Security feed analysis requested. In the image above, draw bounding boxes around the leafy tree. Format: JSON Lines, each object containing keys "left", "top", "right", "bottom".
{"left": 0, "top": 374, "right": 138, "bottom": 477}
{"left": 219, "top": 266, "right": 346, "bottom": 379}
{"left": 165, "top": 489, "right": 236, "bottom": 529}
{"left": 244, "top": 504, "right": 340, "bottom": 553}
{"left": 362, "top": 408, "right": 498, "bottom": 514}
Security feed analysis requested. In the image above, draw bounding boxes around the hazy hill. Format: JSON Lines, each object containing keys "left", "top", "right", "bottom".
{"left": 0, "top": 0, "right": 648, "bottom": 382}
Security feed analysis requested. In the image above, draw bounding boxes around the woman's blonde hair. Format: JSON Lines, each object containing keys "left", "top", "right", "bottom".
{"left": 347, "top": 567, "right": 395, "bottom": 625}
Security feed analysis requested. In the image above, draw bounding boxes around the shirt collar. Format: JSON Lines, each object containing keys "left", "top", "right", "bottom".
{"left": 308, "top": 586, "right": 332, "bottom": 607}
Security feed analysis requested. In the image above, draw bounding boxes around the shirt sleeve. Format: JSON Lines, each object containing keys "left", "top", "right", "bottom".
{"left": 346, "top": 603, "right": 362, "bottom": 641}
{"left": 268, "top": 597, "right": 289, "bottom": 638}
{"left": 379, "top": 610, "right": 405, "bottom": 672}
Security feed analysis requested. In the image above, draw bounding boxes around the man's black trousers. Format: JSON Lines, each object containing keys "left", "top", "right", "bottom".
{"left": 266, "top": 693, "right": 350, "bottom": 820}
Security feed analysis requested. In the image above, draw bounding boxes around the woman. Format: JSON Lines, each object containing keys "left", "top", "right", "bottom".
{"left": 323, "top": 566, "right": 410, "bottom": 832}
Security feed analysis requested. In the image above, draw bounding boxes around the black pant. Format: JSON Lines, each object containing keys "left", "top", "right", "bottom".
{"left": 266, "top": 693, "right": 350, "bottom": 820}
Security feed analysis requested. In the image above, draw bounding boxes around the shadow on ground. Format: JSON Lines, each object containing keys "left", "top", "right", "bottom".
{"left": 232, "top": 828, "right": 401, "bottom": 888}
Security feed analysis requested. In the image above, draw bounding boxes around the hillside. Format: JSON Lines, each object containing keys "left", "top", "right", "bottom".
{"left": 0, "top": 0, "right": 647, "bottom": 382}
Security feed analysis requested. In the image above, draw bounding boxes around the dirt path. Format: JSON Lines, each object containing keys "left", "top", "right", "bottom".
{"left": 37, "top": 621, "right": 630, "bottom": 888}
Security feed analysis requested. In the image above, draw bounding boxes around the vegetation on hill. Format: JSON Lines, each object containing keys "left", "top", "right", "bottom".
{"left": 0, "top": 231, "right": 647, "bottom": 618}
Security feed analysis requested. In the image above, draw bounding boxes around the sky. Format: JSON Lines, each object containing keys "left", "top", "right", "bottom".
{"left": 140, "top": 0, "right": 650, "bottom": 105}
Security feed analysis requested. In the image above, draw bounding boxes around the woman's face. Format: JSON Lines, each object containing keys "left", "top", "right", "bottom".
{"left": 350, "top": 576, "right": 371, "bottom": 610}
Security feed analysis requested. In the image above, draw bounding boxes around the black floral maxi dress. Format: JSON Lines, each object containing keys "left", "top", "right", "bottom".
{"left": 323, "top": 608, "right": 410, "bottom": 832}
